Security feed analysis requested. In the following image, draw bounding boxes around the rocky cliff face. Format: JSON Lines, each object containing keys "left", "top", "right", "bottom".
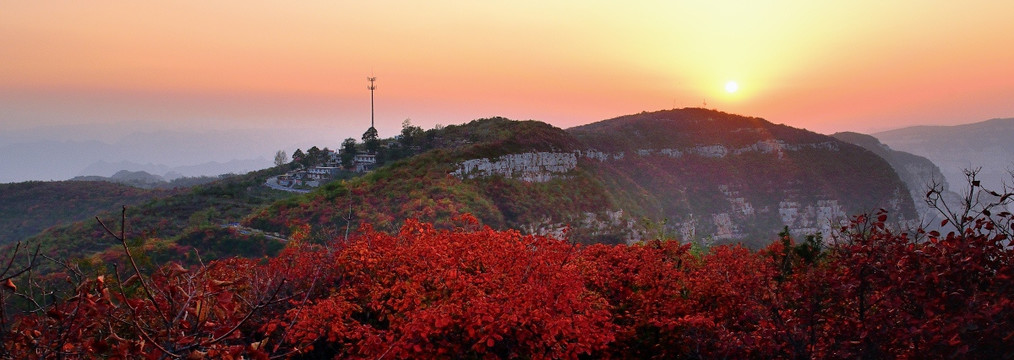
{"left": 451, "top": 139, "right": 841, "bottom": 183}
{"left": 452, "top": 152, "right": 577, "bottom": 182}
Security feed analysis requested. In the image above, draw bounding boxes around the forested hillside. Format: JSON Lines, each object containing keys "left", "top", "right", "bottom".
{"left": 2, "top": 166, "right": 299, "bottom": 273}
{"left": 569, "top": 109, "right": 916, "bottom": 243}
{"left": 250, "top": 109, "right": 916, "bottom": 247}
{"left": 0, "top": 181, "right": 164, "bottom": 245}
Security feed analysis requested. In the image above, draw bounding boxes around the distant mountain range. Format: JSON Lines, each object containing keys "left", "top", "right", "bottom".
{"left": 71, "top": 169, "right": 228, "bottom": 189}
{"left": 874, "top": 117, "right": 1014, "bottom": 190}
{"left": 0, "top": 126, "right": 335, "bottom": 183}
{"left": 0, "top": 137, "right": 270, "bottom": 183}
{"left": 77, "top": 159, "right": 272, "bottom": 180}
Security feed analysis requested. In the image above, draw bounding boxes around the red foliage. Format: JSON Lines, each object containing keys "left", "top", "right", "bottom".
{"left": 3, "top": 212, "right": 1013, "bottom": 359}
{"left": 265, "top": 217, "right": 614, "bottom": 358}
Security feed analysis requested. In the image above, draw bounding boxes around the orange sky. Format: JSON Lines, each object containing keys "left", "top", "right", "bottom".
{"left": 2, "top": 1, "right": 1014, "bottom": 138}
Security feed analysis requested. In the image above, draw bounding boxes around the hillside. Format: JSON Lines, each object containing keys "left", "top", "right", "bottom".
{"left": 831, "top": 131, "right": 961, "bottom": 225}
{"left": 248, "top": 109, "right": 916, "bottom": 247}
{"left": 874, "top": 117, "right": 1014, "bottom": 189}
{"left": 567, "top": 109, "right": 915, "bottom": 243}
{"left": 71, "top": 169, "right": 224, "bottom": 189}
{"left": 5, "top": 166, "right": 299, "bottom": 272}
{"left": 245, "top": 118, "right": 615, "bottom": 243}
{"left": 0, "top": 181, "right": 165, "bottom": 245}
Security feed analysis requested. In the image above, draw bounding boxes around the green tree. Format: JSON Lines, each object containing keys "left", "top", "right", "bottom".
{"left": 274, "top": 150, "right": 288, "bottom": 167}
{"left": 400, "top": 119, "right": 424, "bottom": 148}
{"left": 305, "top": 146, "right": 322, "bottom": 167}
{"left": 341, "top": 138, "right": 357, "bottom": 169}
{"left": 291, "top": 149, "right": 305, "bottom": 168}
{"left": 362, "top": 127, "right": 380, "bottom": 154}
{"left": 320, "top": 147, "right": 333, "bottom": 166}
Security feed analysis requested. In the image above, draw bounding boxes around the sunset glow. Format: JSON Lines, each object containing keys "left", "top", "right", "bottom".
{"left": 725, "top": 81, "right": 739, "bottom": 94}
{"left": 2, "top": 1, "right": 1013, "bottom": 137}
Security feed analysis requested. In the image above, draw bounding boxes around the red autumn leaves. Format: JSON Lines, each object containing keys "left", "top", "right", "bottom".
{"left": 4, "top": 213, "right": 1013, "bottom": 358}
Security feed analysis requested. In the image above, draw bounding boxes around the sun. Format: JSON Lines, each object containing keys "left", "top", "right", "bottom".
{"left": 725, "top": 81, "right": 739, "bottom": 93}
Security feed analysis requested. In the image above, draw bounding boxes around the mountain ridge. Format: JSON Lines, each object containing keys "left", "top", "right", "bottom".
{"left": 831, "top": 131, "right": 960, "bottom": 227}
{"left": 565, "top": 109, "right": 915, "bottom": 242}
{"left": 874, "top": 117, "right": 1014, "bottom": 190}
{"left": 248, "top": 108, "right": 916, "bottom": 247}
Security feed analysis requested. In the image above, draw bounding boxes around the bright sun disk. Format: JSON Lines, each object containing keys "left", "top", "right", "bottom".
{"left": 725, "top": 81, "right": 739, "bottom": 93}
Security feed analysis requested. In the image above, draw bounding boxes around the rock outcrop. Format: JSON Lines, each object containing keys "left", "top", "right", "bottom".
{"left": 452, "top": 152, "right": 577, "bottom": 182}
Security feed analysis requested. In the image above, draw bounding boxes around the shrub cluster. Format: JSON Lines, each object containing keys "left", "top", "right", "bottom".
{"left": 2, "top": 212, "right": 1012, "bottom": 359}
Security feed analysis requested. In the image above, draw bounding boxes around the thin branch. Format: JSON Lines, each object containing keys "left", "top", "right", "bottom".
{"left": 193, "top": 248, "right": 206, "bottom": 269}
{"left": 111, "top": 264, "right": 181, "bottom": 359}
{"left": 0, "top": 242, "right": 22, "bottom": 278}
{"left": 0, "top": 243, "right": 40, "bottom": 282}
{"left": 196, "top": 278, "right": 287, "bottom": 350}
{"left": 97, "top": 206, "right": 172, "bottom": 329}
{"left": 345, "top": 203, "right": 353, "bottom": 242}
{"left": 39, "top": 254, "right": 84, "bottom": 280}
{"left": 169, "top": 271, "right": 202, "bottom": 336}
{"left": 48, "top": 291, "right": 88, "bottom": 359}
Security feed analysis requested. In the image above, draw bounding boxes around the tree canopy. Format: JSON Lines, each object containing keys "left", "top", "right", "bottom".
{"left": 362, "top": 127, "right": 380, "bottom": 154}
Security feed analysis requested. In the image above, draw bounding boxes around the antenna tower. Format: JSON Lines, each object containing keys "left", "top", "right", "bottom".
{"left": 367, "top": 77, "right": 377, "bottom": 128}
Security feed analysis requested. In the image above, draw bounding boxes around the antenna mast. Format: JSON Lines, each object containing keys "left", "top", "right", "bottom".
{"left": 367, "top": 76, "right": 377, "bottom": 128}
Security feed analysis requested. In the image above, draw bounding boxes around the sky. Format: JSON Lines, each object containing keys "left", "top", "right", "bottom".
{"left": 2, "top": 1, "right": 1014, "bottom": 175}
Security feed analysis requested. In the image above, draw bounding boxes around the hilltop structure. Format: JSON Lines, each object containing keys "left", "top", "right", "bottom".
{"left": 269, "top": 77, "right": 383, "bottom": 191}
{"left": 350, "top": 76, "right": 381, "bottom": 172}
{"left": 368, "top": 76, "right": 377, "bottom": 129}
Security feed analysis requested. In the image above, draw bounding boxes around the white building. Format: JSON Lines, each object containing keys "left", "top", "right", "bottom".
{"left": 353, "top": 154, "right": 376, "bottom": 173}
{"left": 306, "top": 166, "right": 340, "bottom": 180}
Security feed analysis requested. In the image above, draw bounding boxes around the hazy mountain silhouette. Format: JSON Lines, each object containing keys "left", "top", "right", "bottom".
{"left": 0, "top": 127, "right": 307, "bottom": 183}
{"left": 78, "top": 159, "right": 271, "bottom": 179}
{"left": 874, "top": 117, "right": 1014, "bottom": 190}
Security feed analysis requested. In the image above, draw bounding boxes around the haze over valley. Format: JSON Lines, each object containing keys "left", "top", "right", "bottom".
{"left": 2, "top": 2, "right": 1014, "bottom": 358}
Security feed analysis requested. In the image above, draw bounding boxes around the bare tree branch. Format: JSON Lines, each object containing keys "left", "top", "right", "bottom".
{"left": 97, "top": 206, "right": 172, "bottom": 329}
